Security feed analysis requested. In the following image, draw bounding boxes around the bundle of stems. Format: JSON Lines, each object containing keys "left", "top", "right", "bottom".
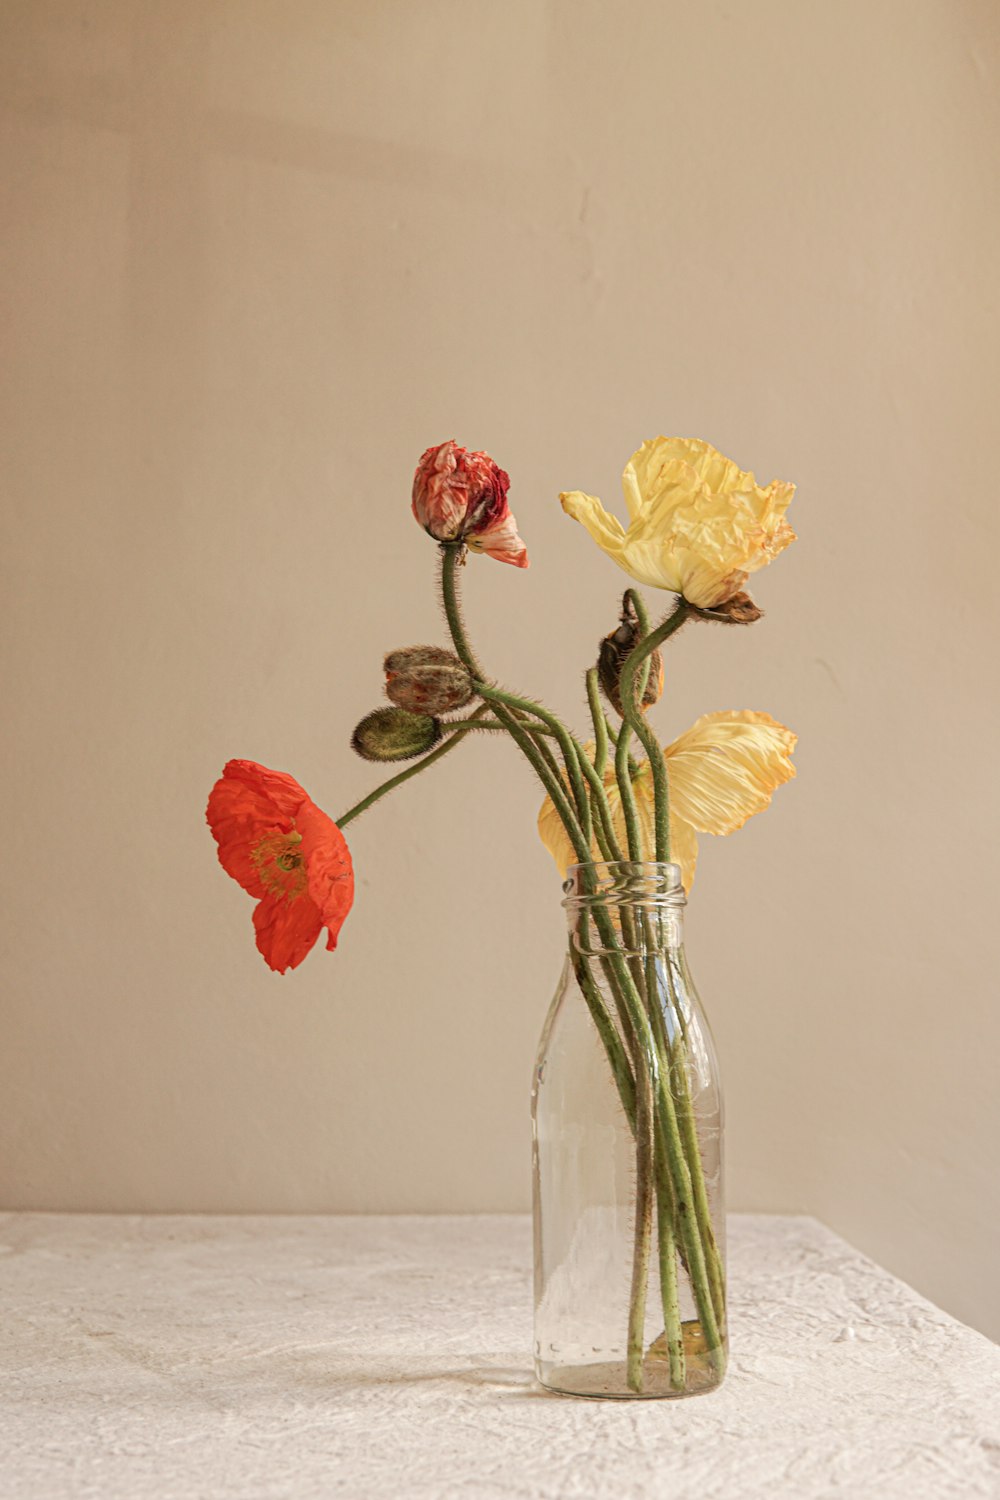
{"left": 337, "top": 544, "right": 727, "bottom": 1393}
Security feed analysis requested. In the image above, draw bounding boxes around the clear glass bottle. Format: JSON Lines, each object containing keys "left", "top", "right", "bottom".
{"left": 532, "top": 861, "right": 727, "bottom": 1399}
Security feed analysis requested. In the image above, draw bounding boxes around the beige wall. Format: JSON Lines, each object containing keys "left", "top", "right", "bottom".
{"left": 2, "top": 0, "right": 998, "bottom": 1339}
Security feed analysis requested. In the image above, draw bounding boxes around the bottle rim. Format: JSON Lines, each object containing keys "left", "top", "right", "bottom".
{"left": 561, "top": 859, "right": 687, "bottom": 908}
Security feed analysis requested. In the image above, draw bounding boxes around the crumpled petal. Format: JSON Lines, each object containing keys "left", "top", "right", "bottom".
{"left": 297, "top": 798, "right": 355, "bottom": 951}
{"left": 208, "top": 759, "right": 355, "bottom": 971}
{"left": 253, "top": 891, "right": 324, "bottom": 974}
{"left": 665, "top": 710, "right": 797, "bottom": 835}
{"left": 466, "top": 510, "right": 529, "bottom": 568}
{"left": 537, "top": 710, "right": 796, "bottom": 892}
{"left": 206, "top": 759, "right": 309, "bottom": 896}
{"left": 561, "top": 437, "right": 796, "bottom": 607}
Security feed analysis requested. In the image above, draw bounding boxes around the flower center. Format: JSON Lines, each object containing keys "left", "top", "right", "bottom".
{"left": 251, "top": 828, "right": 307, "bottom": 901}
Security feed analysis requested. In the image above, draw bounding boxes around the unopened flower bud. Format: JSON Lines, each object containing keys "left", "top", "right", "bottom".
{"left": 598, "top": 594, "right": 664, "bottom": 717}
{"left": 351, "top": 707, "right": 442, "bottom": 762}
{"left": 383, "top": 646, "right": 474, "bottom": 716}
{"left": 691, "top": 591, "right": 763, "bottom": 625}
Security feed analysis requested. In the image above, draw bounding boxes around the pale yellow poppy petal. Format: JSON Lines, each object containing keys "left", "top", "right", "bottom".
{"left": 665, "top": 710, "right": 797, "bottom": 835}
{"left": 538, "top": 749, "right": 703, "bottom": 893}
{"left": 559, "top": 491, "right": 627, "bottom": 557}
{"left": 537, "top": 786, "right": 578, "bottom": 879}
{"left": 669, "top": 814, "right": 699, "bottom": 893}
{"left": 560, "top": 489, "right": 684, "bottom": 591}
{"left": 615, "top": 436, "right": 797, "bottom": 603}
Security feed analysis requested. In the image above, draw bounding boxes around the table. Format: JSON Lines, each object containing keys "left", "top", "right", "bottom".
{"left": 1, "top": 1213, "right": 997, "bottom": 1498}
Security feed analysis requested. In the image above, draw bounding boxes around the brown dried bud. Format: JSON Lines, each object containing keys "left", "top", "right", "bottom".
{"left": 597, "top": 594, "right": 664, "bottom": 718}
{"left": 383, "top": 645, "right": 474, "bottom": 716}
{"left": 691, "top": 591, "right": 763, "bottom": 625}
{"left": 351, "top": 707, "right": 442, "bottom": 762}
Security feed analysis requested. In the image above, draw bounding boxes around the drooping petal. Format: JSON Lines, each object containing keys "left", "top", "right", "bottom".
{"left": 208, "top": 760, "right": 353, "bottom": 970}
{"left": 297, "top": 799, "right": 355, "bottom": 951}
{"left": 207, "top": 759, "right": 309, "bottom": 896}
{"left": 252, "top": 892, "right": 324, "bottom": 974}
{"left": 537, "top": 782, "right": 580, "bottom": 879}
{"left": 559, "top": 490, "right": 671, "bottom": 583}
{"left": 665, "top": 710, "right": 797, "bottom": 835}
{"left": 537, "top": 747, "right": 699, "bottom": 890}
{"left": 466, "top": 510, "right": 529, "bottom": 568}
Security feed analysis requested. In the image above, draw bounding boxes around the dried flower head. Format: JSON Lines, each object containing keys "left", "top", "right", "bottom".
{"left": 412, "top": 440, "right": 528, "bottom": 568}
{"left": 598, "top": 593, "right": 664, "bottom": 717}
{"left": 691, "top": 591, "right": 763, "bottom": 626}
{"left": 384, "top": 646, "right": 474, "bottom": 716}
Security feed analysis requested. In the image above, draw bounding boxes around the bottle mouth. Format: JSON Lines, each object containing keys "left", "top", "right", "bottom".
{"left": 562, "top": 859, "right": 686, "bottom": 909}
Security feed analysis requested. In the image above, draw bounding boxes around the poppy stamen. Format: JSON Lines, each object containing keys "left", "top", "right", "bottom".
{"left": 251, "top": 829, "right": 308, "bottom": 901}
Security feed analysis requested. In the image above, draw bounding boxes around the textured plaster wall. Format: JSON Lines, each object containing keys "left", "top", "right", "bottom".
{"left": 1, "top": 0, "right": 998, "bottom": 1338}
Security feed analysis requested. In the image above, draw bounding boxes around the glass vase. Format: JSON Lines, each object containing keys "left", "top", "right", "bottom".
{"left": 532, "top": 861, "right": 727, "bottom": 1399}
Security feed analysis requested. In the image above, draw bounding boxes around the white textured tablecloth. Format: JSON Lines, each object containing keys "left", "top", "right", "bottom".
{"left": 1, "top": 1212, "right": 997, "bottom": 1499}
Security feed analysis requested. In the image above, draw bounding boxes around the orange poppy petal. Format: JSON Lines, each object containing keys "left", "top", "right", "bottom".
{"left": 252, "top": 892, "right": 324, "bottom": 974}
{"left": 207, "top": 759, "right": 309, "bottom": 896}
{"left": 297, "top": 799, "right": 355, "bottom": 950}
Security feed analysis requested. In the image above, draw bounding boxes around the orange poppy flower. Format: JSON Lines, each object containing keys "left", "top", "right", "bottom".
{"left": 206, "top": 759, "right": 354, "bottom": 974}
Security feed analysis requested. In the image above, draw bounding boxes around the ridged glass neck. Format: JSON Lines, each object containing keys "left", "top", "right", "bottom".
{"left": 562, "top": 861, "right": 685, "bottom": 955}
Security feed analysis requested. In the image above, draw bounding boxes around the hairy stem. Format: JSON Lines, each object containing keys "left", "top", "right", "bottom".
{"left": 336, "top": 704, "right": 490, "bottom": 828}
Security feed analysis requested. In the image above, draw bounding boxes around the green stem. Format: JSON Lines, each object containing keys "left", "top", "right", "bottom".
{"left": 620, "top": 596, "right": 724, "bottom": 1362}
{"left": 668, "top": 951, "right": 726, "bottom": 1328}
{"left": 617, "top": 600, "right": 690, "bottom": 862}
{"left": 587, "top": 669, "right": 610, "bottom": 779}
{"left": 437, "top": 546, "right": 701, "bottom": 1388}
{"left": 571, "top": 936, "right": 636, "bottom": 1125}
{"left": 450, "top": 719, "right": 557, "bottom": 735}
{"left": 475, "top": 683, "right": 593, "bottom": 849}
{"left": 477, "top": 668, "right": 697, "bottom": 1386}
{"left": 336, "top": 705, "right": 490, "bottom": 828}
{"left": 440, "top": 545, "right": 591, "bottom": 839}
{"left": 439, "top": 544, "right": 487, "bottom": 679}
{"left": 628, "top": 1055, "right": 655, "bottom": 1392}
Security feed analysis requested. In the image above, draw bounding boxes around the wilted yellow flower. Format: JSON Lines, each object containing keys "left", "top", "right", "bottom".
{"left": 560, "top": 437, "right": 796, "bottom": 608}
{"left": 537, "top": 711, "right": 796, "bottom": 891}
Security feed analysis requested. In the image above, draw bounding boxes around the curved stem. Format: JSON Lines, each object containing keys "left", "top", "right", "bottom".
{"left": 440, "top": 546, "right": 591, "bottom": 839}
{"left": 336, "top": 704, "right": 490, "bottom": 828}
{"left": 586, "top": 669, "right": 610, "bottom": 780}
{"left": 617, "top": 600, "right": 690, "bottom": 861}
{"left": 437, "top": 546, "right": 706, "bottom": 1387}
{"left": 475, "top": 683, "right": 593, "bottom": 848}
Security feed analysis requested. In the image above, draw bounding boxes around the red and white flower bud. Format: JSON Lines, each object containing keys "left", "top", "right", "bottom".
{"left": 384, "top": 646, "right": 474, "bottom": 716}
{"left": 411, "top": 441, "right": 528, "bottom": 569}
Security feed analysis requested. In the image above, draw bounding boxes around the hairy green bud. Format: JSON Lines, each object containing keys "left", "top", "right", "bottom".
{"left": 351, "top": 707, "right": 442, "bottom": 763}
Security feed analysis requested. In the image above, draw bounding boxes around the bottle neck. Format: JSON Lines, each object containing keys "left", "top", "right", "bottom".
{"left": 562, "top": 861, "right": 686, "bottom": 958}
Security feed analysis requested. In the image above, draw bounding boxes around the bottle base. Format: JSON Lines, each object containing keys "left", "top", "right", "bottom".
{"left": 536, "top": 1348, "right": 724, "bottom": 1400}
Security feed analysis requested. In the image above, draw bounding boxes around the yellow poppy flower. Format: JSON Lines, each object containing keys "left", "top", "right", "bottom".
{"left": 560, "top": 437, "right": 796, "bottom": 608}
{"left": 537, "top": 711, "right": 796, "bottom": 891}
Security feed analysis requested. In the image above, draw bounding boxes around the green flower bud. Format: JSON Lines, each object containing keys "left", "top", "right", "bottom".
{"left": 351, "top": 707, "right": 442, "bottom": 762}
{"left": 383, "top": 646, "right": 474, "bottom": 716}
